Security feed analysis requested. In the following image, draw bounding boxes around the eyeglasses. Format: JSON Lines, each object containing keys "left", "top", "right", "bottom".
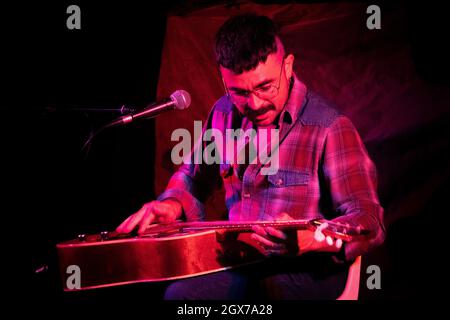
{"left": 222, "top": 57, "right": 285, "bottom": 106}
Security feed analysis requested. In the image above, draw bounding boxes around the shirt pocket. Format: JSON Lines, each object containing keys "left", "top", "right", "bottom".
{"left": 267, "top": 169, "right": 310, "bottom": 187}
{"left": 266, "top": 169, "right": 310, "bottom": 210}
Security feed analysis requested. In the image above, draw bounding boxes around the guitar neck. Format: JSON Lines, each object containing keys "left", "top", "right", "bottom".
{"left": 142, "top": 218, "right": 369, "bottom": 241}
{"left": 180, "top": 219, "right": 312, "bottom": 232}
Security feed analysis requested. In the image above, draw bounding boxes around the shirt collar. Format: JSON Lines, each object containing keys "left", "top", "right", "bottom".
{"left": 278, "top": 74, "right": 307, "bottom": 127}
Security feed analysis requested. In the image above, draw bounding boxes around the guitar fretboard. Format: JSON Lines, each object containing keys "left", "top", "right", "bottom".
{"left": 142, "top": 218, "right": 369, "bottom": 241}
{"left": 178, "top": 219, "right": 313, "bottom": 232}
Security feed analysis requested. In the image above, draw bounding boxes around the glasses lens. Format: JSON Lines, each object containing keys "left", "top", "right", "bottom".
{"left": 255, "top": 86, "right": 278, "bottom": 100}
{"left": 230, "top": 86, "right": 279, "bottom": 105}
{"left": 230, "top": 94, "right": 247, "bottom": 105}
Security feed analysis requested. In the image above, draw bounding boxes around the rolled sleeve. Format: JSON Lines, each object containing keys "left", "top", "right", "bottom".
{"left": 157, "top": 187, "right": 205, "bottom": 221}
{"left": 323, "top": 116, "right": 386, "bottom": 261}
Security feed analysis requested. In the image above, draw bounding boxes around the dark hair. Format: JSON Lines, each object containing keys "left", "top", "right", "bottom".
{"left": 215, "top": 14, "right": 279, "bottom": 74}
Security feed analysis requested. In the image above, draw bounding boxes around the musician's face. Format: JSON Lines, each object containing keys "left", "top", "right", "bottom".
{"left": 220, "top": 48, "right": 294, "bottom": 127}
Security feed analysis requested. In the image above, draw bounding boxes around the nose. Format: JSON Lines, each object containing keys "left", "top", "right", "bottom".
{"left": 247, "top": 93, "right": 266, "bottom": 111}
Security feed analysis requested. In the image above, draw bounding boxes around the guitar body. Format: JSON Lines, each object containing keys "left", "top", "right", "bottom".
{"left": 57, "top": 230, "right": 263, "bottom": 291}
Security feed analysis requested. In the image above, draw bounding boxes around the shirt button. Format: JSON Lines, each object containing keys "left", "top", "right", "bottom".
{"left": 276, "top": 178, "right": 283, "bottom": 186}
{"left": 243, "top": 193, "right": 251, "bottom": 198}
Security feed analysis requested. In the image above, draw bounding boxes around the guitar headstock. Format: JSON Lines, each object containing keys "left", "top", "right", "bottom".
{"left": 308, "top": 219, "right": 370, "bottom": 241}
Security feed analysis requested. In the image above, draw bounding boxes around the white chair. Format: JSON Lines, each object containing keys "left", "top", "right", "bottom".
{"left": 337, "top": 256, "right": 362, "bottom": 300}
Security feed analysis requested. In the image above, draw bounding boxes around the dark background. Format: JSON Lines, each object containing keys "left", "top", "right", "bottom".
{"left": 6, "top": 0, "right": 449, "bottom": 307}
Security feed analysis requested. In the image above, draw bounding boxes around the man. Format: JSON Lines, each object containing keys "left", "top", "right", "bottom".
{"left": 117, "top": 14, "right": 385, "bottom": 299}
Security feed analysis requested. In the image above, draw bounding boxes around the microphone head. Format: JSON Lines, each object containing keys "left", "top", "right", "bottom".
{"left": 170, "top": 90, "right": 191, "bottom": 110}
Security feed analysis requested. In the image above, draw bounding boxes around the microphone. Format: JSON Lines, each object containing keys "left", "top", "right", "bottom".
{"left": 109, "top": 90, "right": 191, "bottom": 126}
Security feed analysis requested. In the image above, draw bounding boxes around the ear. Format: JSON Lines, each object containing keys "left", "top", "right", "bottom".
{"left": 284, "top": 54, "right": 295, "bottom": 79}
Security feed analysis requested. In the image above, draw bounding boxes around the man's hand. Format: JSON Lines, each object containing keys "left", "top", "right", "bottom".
{"left": 116, "top": 199, "right": 182, "bottom": 234}
{"left": 251, "top": 214, "right": 345, "bottom": 257}
{"left": 251, "top": 213, "right": 299, "bottom": 257}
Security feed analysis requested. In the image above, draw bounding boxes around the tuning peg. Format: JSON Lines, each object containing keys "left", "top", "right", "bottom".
{"left": 100, "top": 231, "right": 109, "bottom": 241}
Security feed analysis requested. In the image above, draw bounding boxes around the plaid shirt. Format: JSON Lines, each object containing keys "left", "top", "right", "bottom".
{"left": 158, "top": 76, "right": 385, "bottom": 261}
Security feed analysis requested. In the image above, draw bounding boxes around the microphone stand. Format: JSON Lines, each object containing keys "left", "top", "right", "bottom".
{"left": 79, "top": 103, "right": 161, "bottom": 158}
{"left": 43, "top": 104, "right": 138, "bottom": 158}
{"left": 44, "top": 104, "right": 135, "bottom": 115}
{"left": 79, "top": 105, "right": 136, "bottom": 158}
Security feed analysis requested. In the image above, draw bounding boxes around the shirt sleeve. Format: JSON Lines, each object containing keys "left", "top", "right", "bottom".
{"left": 322, "top": 115, "right": 386, "bottom": 261}
{"left": 157, "top": 107, "right": 222, "bottom": 221}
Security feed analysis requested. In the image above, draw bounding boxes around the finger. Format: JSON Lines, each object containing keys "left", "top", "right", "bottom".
{"left": 265, "top": 227, "right": 287, "bottom": 240}
{"left": 343, "top": 222, "right": 362, "bottom": 234}
{"left": 344, "top": 222, "right": 351, "bottom": 234}
{"left": 128, "top": 204, "right": 152, "bottom": 229}
{"left": 117, "top": 214, "right": 141, "bottom": 233}
{"left": 151, "top": 203, "right": 168, "bottom": 216}
{"left": 277, "top": 212, "right": 293, "bottom": 221}
{"left": 252, "top": 225, "right": 268, "bottom": 237}
{"left": 138, "top": 211, "right": 156, "bottom": 234}
{"left": 152, "top": 202, "right": 179, "bottom": 222}
{"left": 116, "top": 215, "right": 133, "bottom": 233}
{"left": 121, "top": 204, "right": 152, "bottom": 233}
{"left": 251, "top": 233, "right": 285, "bottom": 250}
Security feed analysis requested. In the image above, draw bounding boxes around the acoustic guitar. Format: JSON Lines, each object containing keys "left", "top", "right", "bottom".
{"left": 57, "top": 219, "right": 368, "bottom": 291}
